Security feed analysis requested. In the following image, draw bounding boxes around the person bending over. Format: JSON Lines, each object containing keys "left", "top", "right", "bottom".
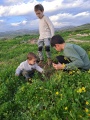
{"left": 51, "top": 35, "right": 90, "bottom": 70}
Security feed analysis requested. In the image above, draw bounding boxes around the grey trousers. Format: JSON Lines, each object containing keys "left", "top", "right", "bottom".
{"left": 37, "top": 38, "right": 51, "bottom": 60}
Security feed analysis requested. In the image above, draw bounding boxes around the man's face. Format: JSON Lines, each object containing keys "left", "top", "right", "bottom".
{"left": 28, "top": 58, "right": 36, "bottom": 65}
{"left": 54, "top": 44, "right": 62, "bottom": 51}
{"left": 35, "top": 10, "right": 44, "bottom": 19}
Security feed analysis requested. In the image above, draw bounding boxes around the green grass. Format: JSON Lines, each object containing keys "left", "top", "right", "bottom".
{"left": 0, "top": 31, "right": 90, "bottom": 120}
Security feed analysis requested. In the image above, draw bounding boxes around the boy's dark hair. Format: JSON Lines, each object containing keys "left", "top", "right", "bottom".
{"left": 51, "top": 35, "right": 65, "bottom": 47}
{"left": 34, "top": 4, "right": 44, "bottom": 12}
{"left": 27, "top": 52, "right": 37, "bottom": 60}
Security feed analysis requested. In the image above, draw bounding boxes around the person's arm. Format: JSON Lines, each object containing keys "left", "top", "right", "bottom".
{"left": 35, "top": 64, "right": 44, "bottom": 73}
{"left": 15, "top": 63, "right": 23, "bottom": 76}
{"left": 15, "top": 68, "right": 21, "bottom": 76}
{"left": 64, "top": 46, "right": 84, "bottom": 70}
{"left": 45, "top": 16, "right": 54, "bottom": 37}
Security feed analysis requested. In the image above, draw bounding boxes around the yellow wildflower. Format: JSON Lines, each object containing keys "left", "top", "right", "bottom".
{"left": 82, "top": 87, "right": 86, "bottom": 92}
{"left": 82, "top": 87, "right": 85, "bottom": 90}
{"left": 79, "top": 115, "right": 82, "bottom": 118}
{"left": 86, "top": 101, "right": 89, "bottom": 105}
{"left": 88, "top": 114, "right": 90, "bottom": 116}
{"left": 65, "top": 107, "right": 68, "bottom": 110}
{"left": 73, "top": 70, "right": 75, "bottom": 73}
{"left": 62, "top": 63, "right": 66, "bottom": 69}
{"left": 77, "top": 88, "right": 82, "bottom": 93}
{"left": 40, "top": 87, "right": 42, "bottom": 90}
{"left": 85, "top": 108, "right": 89, "bottom": 113}
{"left": 69, "top": 71, "right": 73, "bottom": 75}
{"left": 56, "top": 92, "right": 59, "bottom": 95}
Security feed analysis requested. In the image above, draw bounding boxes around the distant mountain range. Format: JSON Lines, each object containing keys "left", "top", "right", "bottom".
{"left": 0, "top": 23, "right": 90, "bottom": 39}
{"left": 55, "top": 23, "right": 90, "bottom": 31}
{"left": 0, "top": 29, "right": 39, "bottom": 39}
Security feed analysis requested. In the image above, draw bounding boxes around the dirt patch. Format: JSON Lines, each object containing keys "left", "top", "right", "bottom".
{"left": 76, "top": 33, "right": 89, "bottom": 37}
{"left": 38, "top": 64, "right": 55, "bottom": 81}
{"left": 67, "top": 38, "right": 90, "bottom": 43}
{"left": 28, "top": 39, "right": 37, "bottom": 44}
{"left": 0, "top": 61, "right": 5, "bottom": 65}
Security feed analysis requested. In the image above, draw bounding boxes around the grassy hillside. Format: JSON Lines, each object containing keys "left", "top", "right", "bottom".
{"left": 0, "top": 30, "right": 90, "bottom": 120}
{"left": 0, "top": 23, "right": 90, "bottom": 40}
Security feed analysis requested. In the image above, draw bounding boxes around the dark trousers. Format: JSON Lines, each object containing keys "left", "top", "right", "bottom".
{"left": 21, "top": 70, "right": 35, "bottom": 80}
{"left": 56, "top": 55, "right": 71, "bottom": 64}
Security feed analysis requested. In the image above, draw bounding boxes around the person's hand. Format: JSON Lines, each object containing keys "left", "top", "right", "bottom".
{"left": 15, "top": 73, "right": 19, "bottom": 76}
{"left": 52, "top": 63, "right": 65, "bottom": 70}
{"left": 42, "top": 71, "right": 46, "bottom": 77}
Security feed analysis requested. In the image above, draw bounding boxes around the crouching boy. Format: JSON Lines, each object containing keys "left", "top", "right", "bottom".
{"left": 51, "top": 35, "right": 90, "bottom": 71}
{"left": 15, "top": 52, "right": 44, "bottom": 82}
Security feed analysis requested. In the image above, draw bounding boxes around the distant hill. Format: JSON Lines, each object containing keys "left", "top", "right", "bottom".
{"left": 75, "top": 23, "right": 90, "bottom": 29}
{"left": 0, "top": 23, "right": 90, "bottom": 39}
{"left": 0, "top": 29, "right": 39, "bottom": 39}
{"left": 63, "top": 23, "right": 90, "bottom": 31}
{"left": 55, "top": 25, "right": 75, "bottom": 31}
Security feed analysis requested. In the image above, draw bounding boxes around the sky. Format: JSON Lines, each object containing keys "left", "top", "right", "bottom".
{"left": 0, "top": 0, "right": 90, "bottom": 32}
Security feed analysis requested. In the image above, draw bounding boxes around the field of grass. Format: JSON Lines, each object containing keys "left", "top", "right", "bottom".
{"left": 0, "top": 30, "right": 90, "bottom": 120}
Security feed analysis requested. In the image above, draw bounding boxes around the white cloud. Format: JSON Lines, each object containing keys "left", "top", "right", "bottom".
{"left": 22, "top": 20, "right": 27, "bottom": 24}
{"left": 53, "top": 21, "right": 70, "bottom": 28}
{"left": 11, "top": 20, "right": 27, "bottom": 26}
{"left": 10, "top": 19, "right": 39, "bottom": 30}
{"left": 0, "top": 6, "right": 8, "bottom": 17}
{"left": 42, "top": 0, "right": 90, "bottom": 13}
{"left": 50, "top": 13, "right": 72, "bottom": 22}
{"left": 4, "top": 0, "right": 22, "bottom": 3}
{"left": 50, "top": 11, "right": 90, "bottom": 22}
{"left": 0, "top": 0, "right": 90, "bottom": 32}
{"left": 0, "top": 19, "right": 4, "bottom": 22}
{"left": 3, "top": 0, "right": 35, "bottom": 5}
{"left": 75, "top": 11, "right": 90, "bottom": 17}
{"left": 0, "top": 0, "right": 90, "bottom": 17}
{"left": 42, "top": 0, "right": 63, "bottom": 12}
{"left": 50, "top": 11, "right": 90, "bottom": 27}
{"left": 62, "top": 0, "right": 90, "bottom": 9}
{"left": 11, "top": 22, "right": 20, "bottom": 26}
{"left": 0, "top": 1, "right": 36, "bottom": 17}
{"left": 30, "top": 19, "right": 38, "bottom": 27}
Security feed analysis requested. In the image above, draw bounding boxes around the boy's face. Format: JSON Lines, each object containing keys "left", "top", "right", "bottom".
{"left": 35, "top": 10, "right": 44, "bottom": 19}
{"left": 28, "top": 58, "right": 36, "bottom": 65}
{"left": 54, "top": 44, "right": 62, "bottom": 51}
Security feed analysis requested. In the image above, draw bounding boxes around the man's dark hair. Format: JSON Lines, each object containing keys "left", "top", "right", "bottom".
{"left": 27, "top": 52, "right": 37, "bottom": 60}
{"left": 51, "top": 35, "right": 65, "bottom": 47}
{"left": 34, "top": 4, "right": 44, "bottom": 12}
